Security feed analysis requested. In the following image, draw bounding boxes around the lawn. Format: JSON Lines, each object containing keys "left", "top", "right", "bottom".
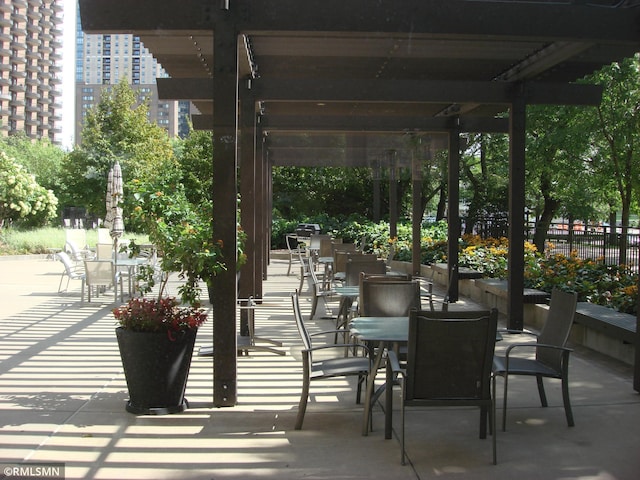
{"left": 0, "top": 227, "right": 149, "bottom": 255}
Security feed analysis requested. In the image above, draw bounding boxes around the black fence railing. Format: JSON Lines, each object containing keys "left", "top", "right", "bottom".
{"left": 469, "top": 217, "right": 640, "bottom": 267}
{"left": 538, "top": 223, "right": 640, "bottom": 267}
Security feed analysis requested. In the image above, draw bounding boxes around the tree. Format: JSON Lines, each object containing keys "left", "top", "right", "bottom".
{"left": 525, "top": 104, "right": 595, "bottom": 253}
{"left": 0, "top": 133, "right": 67, "bottom": 195}
{"left": 584, "top": 55, "right": 640, "bottom": 264}
{"left": 460, "top": 133, "right": 509, "bottom": 235}
{"left": 272, "top": 166, "right": 374, "bottom": 220}
{"left": 176, "top": 126, "right": 213, "bottom": 206}
{"left": 0, "top": 151, "right": 58, "bottom": 228}
{"left": 61, "top": 80, "right": 177, "bottom": 224}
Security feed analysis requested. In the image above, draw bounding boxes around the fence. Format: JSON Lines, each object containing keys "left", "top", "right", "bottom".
{"left": 470, "top": 217, "right": 640, "bottom": 267}
{"left": 540, "top": 222, "right": 640, "bottom": 267}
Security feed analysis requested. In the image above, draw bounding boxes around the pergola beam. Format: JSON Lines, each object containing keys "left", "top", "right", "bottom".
{"left": 160, "top": 78, "right": 602, "bottom": 106}
{"left": 79, "top": 0, "right": 640, "bottom": 44}
{"left": 252, "top": 79, "right": 602, "bottom": 105}
{"left": 157, "top": 78, "right": 213, "bottom": 100}
{"left": 193, "top": 114, "right": 509, "bottom": 134}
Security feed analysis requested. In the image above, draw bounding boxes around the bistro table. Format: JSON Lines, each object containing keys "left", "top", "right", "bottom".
{"left": 113, "top": 257, "right": 149, "bottom": 297}
{"left": 349, "top": 316, "right": 408, "bottom": 438}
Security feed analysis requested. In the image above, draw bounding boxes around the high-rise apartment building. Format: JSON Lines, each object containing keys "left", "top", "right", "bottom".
{"left": 0, "top": 0, "right": 63, "bottom": 142}
{"left": 75, "top": 14, "right": 184, "bottom": 145}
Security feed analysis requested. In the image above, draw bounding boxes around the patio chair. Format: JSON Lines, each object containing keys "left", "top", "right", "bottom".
{"left": 296, "top": 246, "right": 311, "bottom": 293}
{"left": 285, "top": 233, "right": 304, "bottom": 276}
{"left": 308, "top": 233, "right": 331, "bottom": 256}
{"left": 414, "top": 265, "right": 456, "bottom": 312}
{"left": 308, "top": 256, "right": 339, "bottom": 320}
{"left": 385, "top": 243, "right": 396, "bottom": 269}
{"left": 292, "top": 290, "right": 371, "bottom": 430}
{"left": 492, "top": 288, "right": 578, "bottom": 431}
{"left": 358, "top": 274, "right": 420, "bottom": 317}
{"left": 83, "top": 259, "right": 123, "bottom": 303}
{"left": 95, "top": 242, "right": 114, "bottom": 261}
{"left": 344, "top": 258, "right": 386, "bottom": 286}
{"left": 65, "top": 239, "right": 95, "bottom": 262}
{"left": 357, "top": 234, "right": 367, "bottom": 253}
{"left": 387, "top": 308, "right": 499, "bottom": 465}
{"left": 55, "top": 251, "right": 86, "bottom": 297}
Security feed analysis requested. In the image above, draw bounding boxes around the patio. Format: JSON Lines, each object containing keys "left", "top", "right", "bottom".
{"left": 0, "top": 254, "right": 638, "bottom": 479}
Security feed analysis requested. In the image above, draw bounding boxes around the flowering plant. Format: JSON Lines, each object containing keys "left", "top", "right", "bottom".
{"left": 113, "top": 297, "right": 207, "bottom": 340}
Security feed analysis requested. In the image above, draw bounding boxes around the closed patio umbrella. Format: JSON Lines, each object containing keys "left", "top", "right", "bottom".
{"left": 104, "top": 167, "right": 114, "bottom": 229}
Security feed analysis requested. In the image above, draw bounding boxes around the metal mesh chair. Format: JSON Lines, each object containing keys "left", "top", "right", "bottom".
{"left": 492, "top": 288, "right": 578, "bottom": 431}
{"left": 292, "top": 290, "right": 371, "bottom": 430}
{"left": 387, "top": 308, "right": 499, "bottom": 465}
{"left": 344, "top": 258, "right": 386, "bottom": 286}
{"left": 55, "top": 251, "right": 86, "bottom": 296}
{"left": 358, "top": 275, "right": 421, "bottom": 317}
{"left": 83, "top": 259, "right": 123, "bottom": 303}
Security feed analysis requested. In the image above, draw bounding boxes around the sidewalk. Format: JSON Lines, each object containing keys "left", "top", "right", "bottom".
{"left": 0, "top": 256, "right": 639, "bottom": 479}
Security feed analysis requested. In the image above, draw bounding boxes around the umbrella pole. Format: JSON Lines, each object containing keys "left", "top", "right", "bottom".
{"left": 113, "top": 237, "right": 118, "bottom": 303}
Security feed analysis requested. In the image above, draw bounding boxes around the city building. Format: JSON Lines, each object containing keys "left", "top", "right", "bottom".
{"left": 0, "top": 0, "right": 63, "bottom": 142}
{"left": 75, "top": 13, "right": 188, "bottom": 144}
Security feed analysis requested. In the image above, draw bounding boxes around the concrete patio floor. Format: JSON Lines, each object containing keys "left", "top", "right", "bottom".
{"left": 0, "top": 254, "right": 638, "bottom": 479}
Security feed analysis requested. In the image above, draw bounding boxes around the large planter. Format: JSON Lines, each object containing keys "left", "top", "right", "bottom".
{"left": 116, "top": 326, "right": 198, "bottom": 415}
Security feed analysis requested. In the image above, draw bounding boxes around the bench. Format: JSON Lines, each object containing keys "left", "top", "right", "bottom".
{"left": 574, "top": 302, "right": 636, "bottom": 345}
{"left": 432, "top": 263, "right": 484, "bottom": 280}
{"left": 475, "top": 278, "right": 550, "bottom": 304}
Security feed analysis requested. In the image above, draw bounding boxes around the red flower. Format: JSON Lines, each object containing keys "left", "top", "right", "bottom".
{"left": 113, "top": 297, "right": 207, "bottom": 339}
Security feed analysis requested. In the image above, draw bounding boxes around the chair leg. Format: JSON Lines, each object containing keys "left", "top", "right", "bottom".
{"left": 501, "top": 373, "right": 509, "bottom": 431}
{"left": 298, "top": 266, "right": 304, "bottom": 292}
{"left": 561, "top": 375, "right": 575, "bottom": 427}
{"left": 536, "top": 375, "right": 548, "bottom": 407}
{"left": 400, "top": 380, "right": 406, "bottom": 465}
{"left": 492, "top": 375, "right": 497, "bottom": 465}
{"left": 479, "top": 406, "right": 488, "bottom": 439}
{"left": 295, "top": 372, "right": 311, "bottom": 430}
{"left": 309, "top": 292, "right": 319, "bottom": 320}
{"left": 355, "top": 373, "right": 365, "bottom": 404}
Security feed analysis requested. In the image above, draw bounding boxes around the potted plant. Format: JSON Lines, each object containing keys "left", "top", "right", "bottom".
{"left": 113, "top": 175, "right": 246, "bottom": 414}
{"left": 113, "top": 296, "right": 207, "bottom": 414}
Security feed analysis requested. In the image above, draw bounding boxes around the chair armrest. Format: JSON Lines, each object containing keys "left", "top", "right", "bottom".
{"left": 504, "top": 342, "right": 573, "bottom": 357}
{"left": 304, "top": 343, "right": 371, "bottom": 358}
{"left": 386, "top": 350, "right": 406, "bottom": 377}
{"left": 498, "top": 328, "right": 537, "bottom": 336}
{"left": 309, "top": 329, "right": 351, "bottom": 337}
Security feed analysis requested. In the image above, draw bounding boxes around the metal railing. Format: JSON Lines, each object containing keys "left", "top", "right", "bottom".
{"left": 469, "top": 217, "right": 640, "bottom": 267}
{"left": 538, "top": 223, "right": 640, "bottom": 267}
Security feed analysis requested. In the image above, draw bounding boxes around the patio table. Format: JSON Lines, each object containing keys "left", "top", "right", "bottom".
{"left": 113, "top": 257, "right": 148, "bottom": 297}
{"left": 349, "top": 316, "right": 407, "bottom": 438}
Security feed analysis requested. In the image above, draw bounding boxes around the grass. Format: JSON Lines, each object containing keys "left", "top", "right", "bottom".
{"left": 0, "top": 227, "right": 149, "bottom": 255}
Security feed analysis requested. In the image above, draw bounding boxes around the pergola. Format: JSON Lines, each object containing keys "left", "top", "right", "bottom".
{"left": 79, "top": 0, "right": 640, "bottom": 406}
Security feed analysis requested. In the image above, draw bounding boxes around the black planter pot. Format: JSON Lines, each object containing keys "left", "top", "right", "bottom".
{"left": 116, "top": 327, "right": 198, "bottom": 415}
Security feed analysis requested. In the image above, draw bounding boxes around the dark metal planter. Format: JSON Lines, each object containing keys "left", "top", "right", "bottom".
{"left": 116, "top": 327, "right": 198, "bottom": 415}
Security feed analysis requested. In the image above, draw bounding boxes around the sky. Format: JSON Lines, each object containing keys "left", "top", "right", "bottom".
{"left": 61, "top": 0, "right": 77, "bottom": 150}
